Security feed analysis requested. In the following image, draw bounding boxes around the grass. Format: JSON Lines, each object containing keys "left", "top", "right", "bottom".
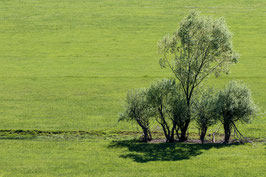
{"left": 0, "top": 137, "right": 265, "bottom": 177}
{"left": 0, "top": 0, "right": 265, "bottom": 176}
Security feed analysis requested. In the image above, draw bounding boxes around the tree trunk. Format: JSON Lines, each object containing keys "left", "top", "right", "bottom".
{"left": 224, "top": 122, "right": 231, "bottom": 144}
{"left": 143, "top": 128, "right": 148, "bottom": 142}
{"left": 135, "top": 118, "right": 152, "bottom": 142}
{"left": 148, "top": 129, "right": 152, "bottom": 141}
{"left": 179, "top": 102, "right": 191, "bottom": 142}
{"left": 179, "top": 129, "right": 187, "bottom": 142}
{"left": 160, "top": 123, "right": 170, "bottom": 142}
{"left": 200, "top": 126, "right": 207, "bottom": 144}
{"left": 168, "top": 122, "right": 177, "bottom": 143}
{"left": 158, "top": 108, "right": 171, "bottom": 142}
{"left": 179, "top": 120, "right": 190, "bottom": 142}
{"left": 142, "top": 127, "right": 152, "bottom": 142}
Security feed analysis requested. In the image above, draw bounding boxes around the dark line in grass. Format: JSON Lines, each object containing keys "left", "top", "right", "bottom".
{"left": 0, "top": 129, "right": 154, "bottom": 140}
{"left": 0, "top": 129, "right": 264, "bottom": 143}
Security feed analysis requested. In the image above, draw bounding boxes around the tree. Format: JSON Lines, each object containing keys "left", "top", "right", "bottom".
{"left": 158, "top": 11, "right": 239, "bottom": 141}
{"left": 147, "top": 79, "right": 177, "bottom": 142}
{"left": 119, "top": 88, "right": 153, "bottom": 142}
{"left": 215, "top": 81, "right": 257, "bottom": 144}
{"left": 195, "top": 89, "right": 218, "bottom": 144}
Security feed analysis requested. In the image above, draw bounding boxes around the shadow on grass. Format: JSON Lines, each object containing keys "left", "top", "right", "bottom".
{"left": 108, "top": 140, "right": 242, "bottom": 163}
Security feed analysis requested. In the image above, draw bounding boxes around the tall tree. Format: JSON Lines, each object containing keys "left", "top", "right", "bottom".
{"left": 158, "top": 11, "right": 239, "bottom": 141}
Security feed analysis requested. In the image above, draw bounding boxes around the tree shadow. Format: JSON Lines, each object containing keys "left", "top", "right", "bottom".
{"left": 108, "top": 140, "right": 242, "bottom": 163}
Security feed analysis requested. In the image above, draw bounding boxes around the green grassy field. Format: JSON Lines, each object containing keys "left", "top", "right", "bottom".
{"left": 0, "top": 0, "right": 265, "bottom": 176}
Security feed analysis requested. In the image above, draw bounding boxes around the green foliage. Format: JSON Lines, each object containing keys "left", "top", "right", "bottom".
{"left": 147, "top": 78, "right": 176, "bottom": 109}
{"left": 119, "top": 88, "right": 150, "bottom": 123}
{"left": 216, "top": 80, "right": 257, "bottom": 124}
{"left": 195, "top": 89, "right": 218, "bottom": 127}
{"left": 158, "top": 11, "right": 239, "bottom": 91}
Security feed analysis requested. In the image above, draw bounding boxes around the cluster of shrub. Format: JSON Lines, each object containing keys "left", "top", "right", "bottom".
{"left": 119, "top": 79, "right": 257, "bottom": 144}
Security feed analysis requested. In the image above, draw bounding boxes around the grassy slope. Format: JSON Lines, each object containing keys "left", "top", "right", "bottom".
{"left": 0, "top": 0, "right": 265, "bottom": 176}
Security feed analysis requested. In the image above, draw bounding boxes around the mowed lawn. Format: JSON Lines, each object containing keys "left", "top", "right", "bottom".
{"left": 0, "top": 0, "right": 265, "bottom": 176}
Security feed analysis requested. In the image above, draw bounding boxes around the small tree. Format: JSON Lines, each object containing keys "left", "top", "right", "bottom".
{"left": 119, "top": 88, "right": 153, "bottom": 142}
{"left": 147, "top": 79, "right": 177, "bottom": 142}
{"left": 158, "top": 11, "right": 239, "bottom": 141}
{"left": 216, "top": 81, "right": 257, "bottom": 144}
{"left": 195, "top": 89, "right": 218, "bottom": 144}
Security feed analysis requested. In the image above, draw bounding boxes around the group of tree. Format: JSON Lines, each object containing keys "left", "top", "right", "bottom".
{"left": 119, "top": 11, "right": 257, "bottom": 144}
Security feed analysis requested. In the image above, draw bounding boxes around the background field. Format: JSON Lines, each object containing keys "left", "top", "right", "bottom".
{"left": 0, "top": 0, "right": 265, "bottom": 176}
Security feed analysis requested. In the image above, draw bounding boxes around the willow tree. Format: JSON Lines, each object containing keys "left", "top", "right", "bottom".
{"left": 158, "top": 11, "right": 239, "bottom": 141}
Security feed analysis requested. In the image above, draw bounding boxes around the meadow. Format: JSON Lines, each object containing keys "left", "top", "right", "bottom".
{"left": 0, "top": 0, "right": 265, "bottom": 176}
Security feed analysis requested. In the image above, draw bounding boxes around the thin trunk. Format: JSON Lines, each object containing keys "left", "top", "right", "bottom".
{"left": 212, "top": 124, "right": 221, "bottom": 143}
{"left": 159, "top": 123, "right": 170, "bottom": 142}
{"left": 158, "top": 107, "right": 172, "bottom": 142}
{"left": 169, "top": 122, "right": 177, "bottom": 143}
{"left": 148, "top": 129, "right": 152, "bottom": 141}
